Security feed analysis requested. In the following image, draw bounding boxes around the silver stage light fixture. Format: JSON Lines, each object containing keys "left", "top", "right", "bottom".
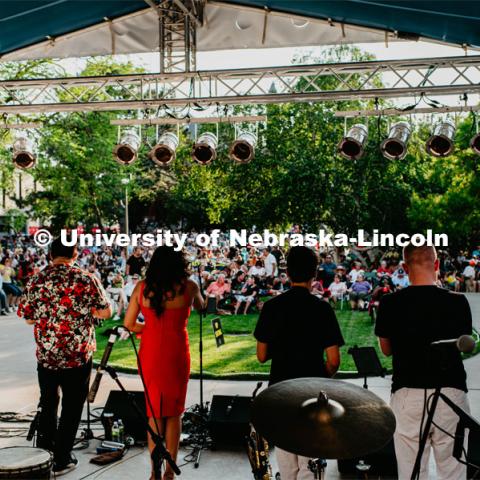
{"left": 426, "top": 120, "right": 456, "bottom": 157}
{"left": 113, "top": 129, "right": 141, "bottom": 165}
{"left": 470, "top": 131, "right": 480, "bottom": 156}
{"left": 192, "top": 132, "right": 218, "bottom": 165}
{"left": 337, "top": 124, "right": 368, "bottom": 160}
{"left": 12, "top": 135, "right": 36, "bottom": 169}
{"left": 380, "top": 121, "right": 411, "bottom": 160}
{"left": 229, "top": 131, "right": 257, "bottom": 163}
{"left": 149, "top": 132, "right": 179, "bottom": 166}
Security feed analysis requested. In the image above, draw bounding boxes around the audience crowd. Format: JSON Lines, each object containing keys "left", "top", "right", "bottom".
{"left": 2, "top": 231, "right": 480, "bottom": 319}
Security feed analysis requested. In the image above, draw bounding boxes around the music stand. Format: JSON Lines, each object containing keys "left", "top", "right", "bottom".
{"left": 348, "top": 346, "right": 386, "bottom": 389}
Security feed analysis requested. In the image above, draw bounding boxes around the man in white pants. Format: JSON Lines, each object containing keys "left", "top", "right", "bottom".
{"left": 375, "top": 244, "right": 472, "bottom": 480}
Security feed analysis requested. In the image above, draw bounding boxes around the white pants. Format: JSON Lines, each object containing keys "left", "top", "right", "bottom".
{"left": 391, "top": 387, "right": 470, "bottom": 480}
{"left": 276, "top": 447, "right": 316, "bottom": 480}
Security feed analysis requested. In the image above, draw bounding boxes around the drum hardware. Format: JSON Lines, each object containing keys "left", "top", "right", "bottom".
{"left": 246, "top": 382, "right": 273, "bottom": 480}
{"left": 308, "top": 458, "right": 327, "bottom": 479}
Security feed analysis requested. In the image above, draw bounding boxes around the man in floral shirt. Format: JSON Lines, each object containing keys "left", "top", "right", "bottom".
{"left": 18, "top": 237, "right": 111, "bottom": 476}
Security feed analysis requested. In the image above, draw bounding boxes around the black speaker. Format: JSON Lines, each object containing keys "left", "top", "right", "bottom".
{"left": 101, "top": 390, "right": 147, "bottom": 443}
{"left": 208, "top": 395, "right": 251, "bottom": 447}
{"left": 337, "top": 440, "right": 398, "bottom": 478}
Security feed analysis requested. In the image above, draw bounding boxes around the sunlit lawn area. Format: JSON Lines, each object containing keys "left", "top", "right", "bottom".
{"left": 95, "top": 306, "right": 392, "bottom": 377}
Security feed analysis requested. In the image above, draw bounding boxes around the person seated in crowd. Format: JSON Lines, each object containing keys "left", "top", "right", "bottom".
{"left": 462, "top": 259, "right": 477, "bottom": 293}
{"left": 206, "top": 273, "right": 231, "bottom": 310}
{"left": 328, "top": 274, "right": 348, "bottom": 305}
{"left": 231, "top": 271, "right": 246, "bottom": 293}
{"left": 124, "top": 273, "right": 140, "bottom": 302}
{"left": 348, "top": 261, "right": 363, "bottom": 283}
{"left": 335, "top": 265, "right": 349, "bottom": 284}
{"left": 444, "top": 270, "right": 461, "bottom": 292}
{"left": 249, "top": 260, "right": 266, "bottom": 278}
{"left": 311, "top": 276, "right": 325, "bottom": 299}
{"left": 376, "top": 260, "right": 391, "bottom": 276}
{"left": 349, "top": 273, "right": 372, "bottom": 310}
{"left": 106, "top": 271, "right": 126, "bottom": 320}
{"left": 369, "top": 275, "right": 394, "bottom": 318}
{"left": 0, "top": 257, "right": 22, "bottom": 311}
{"left": 392, "top": 268, "right": 409, "bottom": 290}
{"left": 234, "top": 276, "right": 259, "bottom": 315}
{"left": 318, "top": 253, "right": 337, "bottom": 288}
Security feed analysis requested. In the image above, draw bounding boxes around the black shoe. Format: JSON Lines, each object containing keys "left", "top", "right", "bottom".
{"left": 53, "top": 454, "right": 79, "bottom": 476}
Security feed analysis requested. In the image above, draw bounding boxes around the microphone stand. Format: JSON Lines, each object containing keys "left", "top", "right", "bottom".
{"left": 411, "top": 345, "right": 480, "bottom": 480}
{"left": 190, "top": 263, "right": 210, "bottom": 468}
{"left": 104, "top": 365, "right": 180, "bottom": 480}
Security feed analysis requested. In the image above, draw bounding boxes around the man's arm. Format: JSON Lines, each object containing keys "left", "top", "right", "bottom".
{"left": 256, "top": 341, "right": 270, "bottom": 363}
{"left": 375, "top": 294, "right": 393, "bottom": 357}
{"left": 325, "top": 345, "right": 340, "bottom": 377}
{"left": 378, "top": 337, "right": 392, "bottom": 356}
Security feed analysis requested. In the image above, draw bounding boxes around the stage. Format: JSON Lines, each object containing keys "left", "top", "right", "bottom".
{"left": 1, "top": 295, "right": 479, "bottom": 479}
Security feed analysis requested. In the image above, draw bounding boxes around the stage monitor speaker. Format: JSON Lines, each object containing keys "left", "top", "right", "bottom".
{"left": 101, "top": 390, "right": 147, "bottom": 443}
{"left": 337, "top": 440, "right": 397, "bottom": 478}
{"left": 208, "top": 395, "right": 251, "bottom": 447}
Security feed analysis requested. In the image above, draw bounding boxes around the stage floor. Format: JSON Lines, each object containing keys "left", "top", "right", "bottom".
{"left": 1, "top": 294, "right": 479, "bottom": 479}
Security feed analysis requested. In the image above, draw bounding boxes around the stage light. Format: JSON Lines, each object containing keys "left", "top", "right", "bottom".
{"left": 426, "top": 120, "right": 456, "bottom": 157}
{"left": 380, "top": 121, "right": 411, "bottom": 160}
{"left": 470, "top": 132, "right": 480, "bottom": 156}
{"left": 12, "top": 135, "right": 36, "bottom": 169}
{"left": 229, "top": 131, "right": 257, "bottom": 163}
{"left": 192, "top": 132, "right": 218, "bottom": 165}
{"left": 149, "top": 132, "right": 179, "bottom": 166}
{"left": 113, "top": 130, "right": 141, "bottom": 165}
{"left": 337, "top": 124, "right": 368, "bottom": 160}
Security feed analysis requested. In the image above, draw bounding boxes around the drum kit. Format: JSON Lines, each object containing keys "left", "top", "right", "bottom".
{"left": 0, "top": 378, "right": 395, "bottom": 479}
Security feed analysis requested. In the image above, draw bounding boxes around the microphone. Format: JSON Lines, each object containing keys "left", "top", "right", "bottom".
{"left": 87, "top": 328, "right": 120, "bottom": 403}
{"left": 430, "top": 335, "right": 476, "bottom": 354}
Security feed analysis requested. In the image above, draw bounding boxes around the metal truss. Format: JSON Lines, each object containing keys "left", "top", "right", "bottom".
{"left": 1, "top": 55, "right": 480, "bottom": 114}
{"left": 146, "top": 0, "right": 199, "bottom": 73}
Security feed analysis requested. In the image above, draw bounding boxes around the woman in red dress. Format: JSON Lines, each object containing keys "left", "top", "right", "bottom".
{"left": 124, "top": 247, "right": 204, "bottom": 480}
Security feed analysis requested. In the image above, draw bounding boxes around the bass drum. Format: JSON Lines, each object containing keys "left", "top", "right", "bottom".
{"left": 0, "top": 447, "right": 52, "bottom": 479}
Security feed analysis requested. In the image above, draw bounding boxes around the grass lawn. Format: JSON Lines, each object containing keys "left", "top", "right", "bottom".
{"left": 95, "top": 306, "right": 392, "bottom": 377}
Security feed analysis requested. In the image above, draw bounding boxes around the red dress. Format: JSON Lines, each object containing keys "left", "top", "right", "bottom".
{"left": 138, "top": 282, "right": 191, "bottom": 418}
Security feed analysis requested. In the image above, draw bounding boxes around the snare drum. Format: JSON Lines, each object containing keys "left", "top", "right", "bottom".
{"left": 0, "top": 447, "right": 52, "bottom": 479}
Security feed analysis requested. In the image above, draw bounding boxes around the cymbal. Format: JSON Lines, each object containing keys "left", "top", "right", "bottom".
{"left": 251, "top": 377, "right": 396, "bottom": 459}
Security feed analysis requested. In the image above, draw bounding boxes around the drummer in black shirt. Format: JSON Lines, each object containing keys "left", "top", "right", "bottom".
{"left": 254, "top": 246, "right": 344, "bottom": 480}
{"left": 375, "top": 244, "right": 472, "bottom": 480}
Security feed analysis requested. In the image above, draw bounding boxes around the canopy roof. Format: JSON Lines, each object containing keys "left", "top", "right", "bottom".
{"left": 0, "top": 1, "right": 479, "bottom": 61}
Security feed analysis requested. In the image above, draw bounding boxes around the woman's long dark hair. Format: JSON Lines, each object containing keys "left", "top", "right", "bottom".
{"left": 143, "top": 246, "right": 190, "bottom": 317}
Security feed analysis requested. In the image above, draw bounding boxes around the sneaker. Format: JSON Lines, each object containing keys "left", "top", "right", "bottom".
{"left": 53, "top": 454, "right": 79, "bottom": 476}
{"left": 113, "top": 314, "right": 120, "bottom": 321}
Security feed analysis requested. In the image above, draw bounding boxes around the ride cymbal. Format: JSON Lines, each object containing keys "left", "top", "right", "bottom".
{"left": 251, "top": 377, "right": 396, "bottom": 459}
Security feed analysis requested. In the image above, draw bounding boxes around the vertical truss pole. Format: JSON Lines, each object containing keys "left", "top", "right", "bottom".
{"left": 158, "top": 0, "right": 196, "bottom": 74}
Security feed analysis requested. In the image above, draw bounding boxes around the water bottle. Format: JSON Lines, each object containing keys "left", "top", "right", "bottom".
{"left": 112, "top": 421, "right": 119, "bottom": 442}
{"left": 118, "top": 419, "right": 125, "bottom": 443}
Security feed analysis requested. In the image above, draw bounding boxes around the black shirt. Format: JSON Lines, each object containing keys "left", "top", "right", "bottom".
{"left": 127, "top": 255, "right": 146, "bottom": 276}
{"left": 375, "top": 286, "right": 472, "bottom": 393}
{"left": 254, "top": 286, "right": 345, "bottom": 385}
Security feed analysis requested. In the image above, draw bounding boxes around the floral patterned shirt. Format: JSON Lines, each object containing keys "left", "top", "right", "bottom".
{"left": 17, "top": 264, "right": 110, "bottom": 369}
